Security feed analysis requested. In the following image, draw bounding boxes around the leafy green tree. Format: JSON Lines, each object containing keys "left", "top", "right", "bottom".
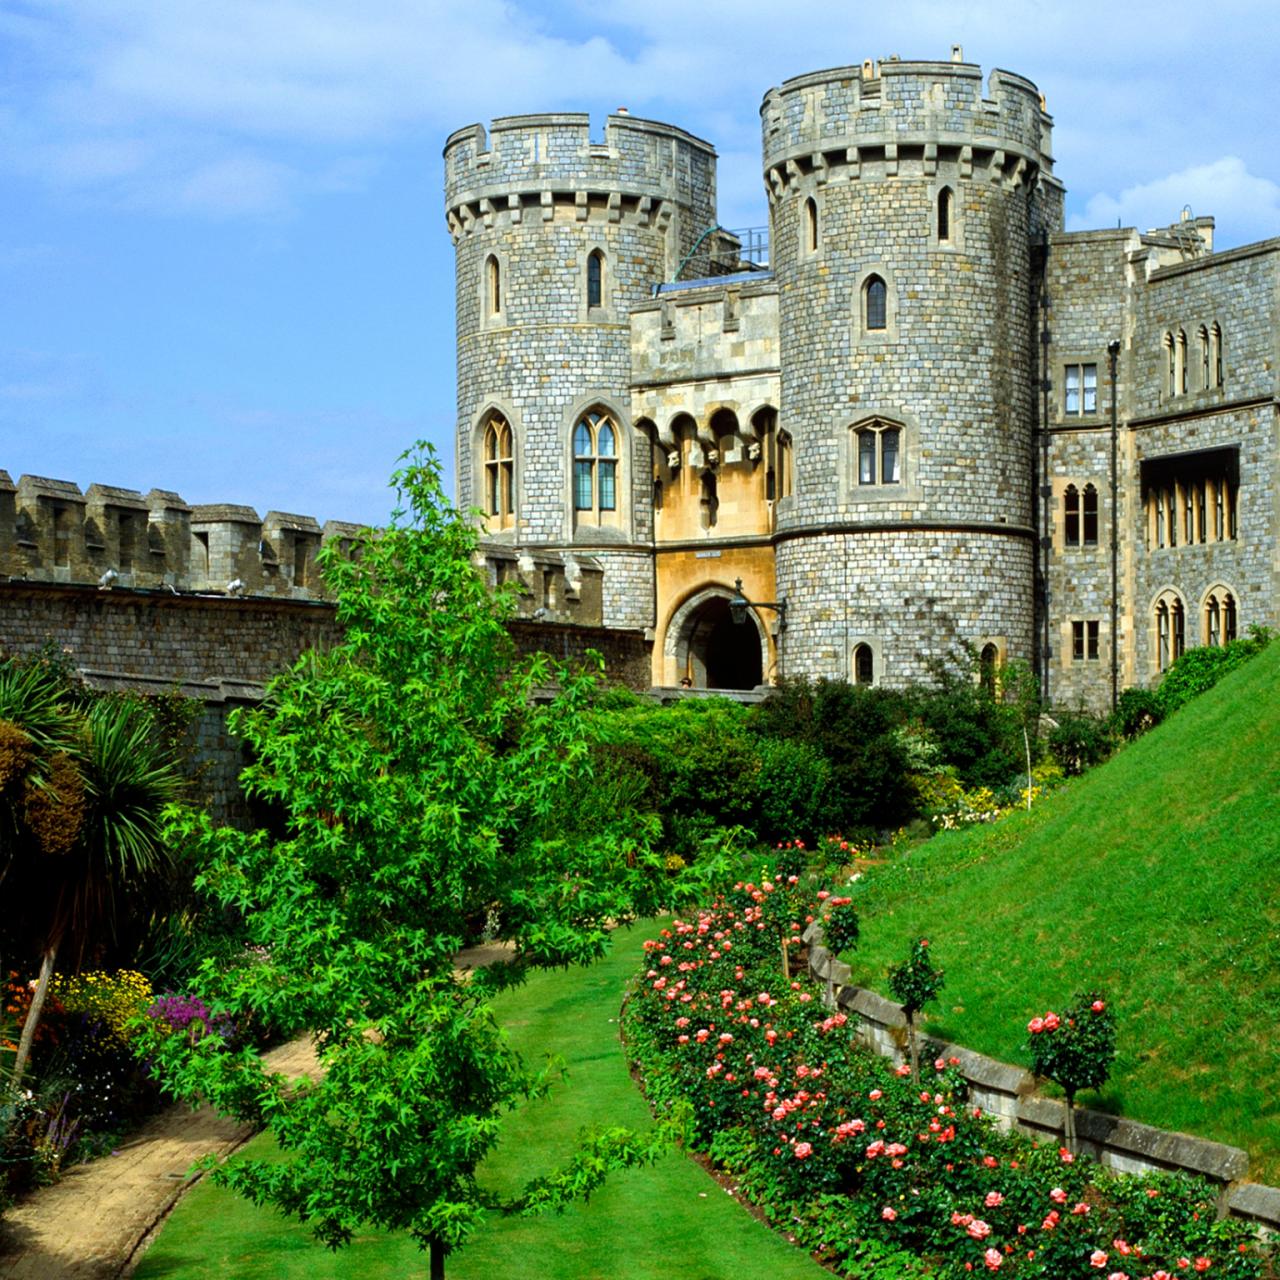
{"left": 887, "top": 937, "right": 945, "bottom": 1084}
{"left": 143, "top": 448, "right": 711, "bottom": 1279}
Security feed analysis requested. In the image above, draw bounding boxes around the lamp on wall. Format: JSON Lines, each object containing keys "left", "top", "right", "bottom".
{"left": 728, "top": 577, "right": 787, "bottom": 629}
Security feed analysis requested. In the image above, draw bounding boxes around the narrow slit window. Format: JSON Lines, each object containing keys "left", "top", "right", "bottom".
{"left": 587, "top": 250, "right": 604, "bottom": 309}
{"left": 1064, "top": 485, "right": 1080, "bottom": 544}
{"left": 853, "top": 643, "right": 874, "bottom": 686}
{"left": 804, "top": 198, "right": 818, "bottom": 253}
{"left": 937, "top": 187, "right": 953, "bottom": 242}
{"left": 865, "top": 276, "right": 887, "bottom": 331}
{"left": 486, "top": 256, "right": 501, "bottom": 317}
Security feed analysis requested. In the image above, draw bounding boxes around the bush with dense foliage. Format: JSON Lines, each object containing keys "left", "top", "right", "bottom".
{"left": 624, "top": 879, "right": 1268, "bottom": 1279}
{"left": 1155, "top": 629, "right": 1271, "bottom": 717}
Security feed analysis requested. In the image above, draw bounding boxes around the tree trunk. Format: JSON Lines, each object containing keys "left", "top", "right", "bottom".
{"left": 907, "top": 1010, "right": 919, "bottom": 1084}
{"left": 430, "top": 1237, "right": 445, "bottom": 1280}
{"left": 780, "top": 934, "right": 790, "bottom": 982}
{"left": 11, "top": 945, "right": 56, "bottom": 1085}
{"left": 1063, "top": 1088, "right": 1076, "bottom": 1154}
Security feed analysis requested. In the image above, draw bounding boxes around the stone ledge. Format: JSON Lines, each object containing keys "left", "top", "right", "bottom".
{"left": 1228, "top": 1182, "right": 1280, "bottom": 1229}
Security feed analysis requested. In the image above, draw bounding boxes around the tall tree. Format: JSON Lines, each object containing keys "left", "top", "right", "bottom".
{"left": 145, "top": 448, "right": 714, "bottom": 1279}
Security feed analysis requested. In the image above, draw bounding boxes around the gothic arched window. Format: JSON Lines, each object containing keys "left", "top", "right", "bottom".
{"left": 483, "top": 417, "right": 514, "bottom": 531}
{"left": 573, "top": 409, "right": 619, "bottom": 525}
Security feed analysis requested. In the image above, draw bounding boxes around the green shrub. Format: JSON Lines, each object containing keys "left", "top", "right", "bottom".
{"left": 1046, "top": 707, "right": 1114, "bottom": 775}
{"left": 753, "top": 736, "right": 831, "bottom": 846}
{"left": 1111, "top": 687, "right": 1164, "bottom": 739}
{"left": 1156, "top": 628, "right": 1271, "bottom": 716}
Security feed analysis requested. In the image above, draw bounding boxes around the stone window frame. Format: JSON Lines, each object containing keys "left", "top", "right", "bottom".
{"left": 1059, "top": 354, "right": 1100, "bottom": 420}
{"left": 800, "top": 192, "right": 823, "bottom": 262}
{"left": 1200, "top": 582, "right": 1239, "bottom": 647}
{"left": 579, "top": 243, "right": 614, "bottom": 320}
{"left": 1061, "top": 480, "right": 1100, "bottom": 548}
{"left": 1070, "top": 619, "right": 1101, "bottom": 663}
{"left": 1151, "top": 586, "right": 1187, "bottom": 674}
{"left": 855, "top": 265, "right": 897, "bottom": 344}
{"left": 564, "top": 394, "right": 632, "bottom": 540}
{"left": 929, "top": 179, "right": 962, "bottom": 252}
{"left": 482, "top": 250, "right": 507, "bottom": 327}
{"left": 975, "top": 637, "right": 1007, "bottom": 692}
{"left": 849, "top": 636, "right": 883, "bottom": 687}
{"left": 839, "top": 407, "right": 920, "bottom": 505}
{"left": 471, "top": 401, "right": 521, "bottom": 538}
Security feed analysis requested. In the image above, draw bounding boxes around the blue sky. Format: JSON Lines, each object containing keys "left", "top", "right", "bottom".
{"left": 3, "top": 1, "right": 1277, "bottom": 526}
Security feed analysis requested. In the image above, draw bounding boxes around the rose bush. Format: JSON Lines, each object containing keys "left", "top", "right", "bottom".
{"left": 624, "top": 882, "right": 1266, "bottom": 1279}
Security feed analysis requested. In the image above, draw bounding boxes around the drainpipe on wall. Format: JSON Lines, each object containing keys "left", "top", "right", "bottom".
{"left": 1108, "top": 339, "right": 1121, "bottom": 714}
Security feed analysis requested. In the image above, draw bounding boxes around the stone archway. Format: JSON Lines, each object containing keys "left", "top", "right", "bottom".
{"left": 667, "top": 587, "right": 766, "bottom": 690}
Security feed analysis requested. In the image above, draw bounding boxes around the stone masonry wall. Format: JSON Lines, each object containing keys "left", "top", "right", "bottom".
{"left": 775, "top": 528, "right": 1033, "bottom": 683}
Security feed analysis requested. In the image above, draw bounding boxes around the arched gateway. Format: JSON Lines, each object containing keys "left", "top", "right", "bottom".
{"left": 666, "top": 587, "right": 766, "bottom": 690}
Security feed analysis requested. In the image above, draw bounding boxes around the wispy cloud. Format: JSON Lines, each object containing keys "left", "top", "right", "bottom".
{"left": 1070, "top": 158, "right": 1280, "bottom": 246}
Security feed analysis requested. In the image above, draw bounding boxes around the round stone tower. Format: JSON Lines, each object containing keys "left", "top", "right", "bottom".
{"left": 763, "top": 55, "right": 1062, "bottom": 684}
{"left": 444, "top": 112, "right": 719, "bottom": 629}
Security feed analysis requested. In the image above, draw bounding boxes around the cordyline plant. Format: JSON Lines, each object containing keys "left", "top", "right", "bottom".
{"left": 886, "top": 936, "right": 944, "bottom": 1084}
{"left": 1025, "top": 990, "right": 1116, "bottom": 1153}
{"left": 140, "top": 446, "right": 723, "bottom": 1280}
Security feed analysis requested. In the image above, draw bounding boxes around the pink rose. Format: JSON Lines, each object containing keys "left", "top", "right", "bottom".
{"left": 793, "top": 1142, "right": 812, "bottom": 1159}
{"left": 1043, "top": 1011, "right": 1060, "bottom": 1031}
{"left": 966, "top": 1219, "right": 992, "bottom": 1241}
{"left": 1027, "top": 1017, "right": 1044, "bottom": 1034}
{"left": 1091, "top": 999, "right": 1106, "bottom": 1013}
{"left": 1049, "top": 1187, "right": 1067, "bottom": 1204}
{"left": 984, "top": 1247, "right": 1002, "bottom": 1271}
{"left": 881, "top": 1206, "right": 897, "bottom": 1221}
{"left": 1090, "top": 1250, "right": 1108, "bottom": 1268}
{"left": 984, "top": 1191, "right": 1004, "bottom": 1208}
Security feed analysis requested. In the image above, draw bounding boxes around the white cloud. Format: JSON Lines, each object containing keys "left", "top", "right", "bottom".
{"left": 1069, "top": 158, "right": 1280, "bottom": 248}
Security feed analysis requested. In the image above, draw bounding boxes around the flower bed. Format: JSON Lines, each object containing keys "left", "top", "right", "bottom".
{"left": 623, "top": 877, "right": 1271, "bottom": 1279}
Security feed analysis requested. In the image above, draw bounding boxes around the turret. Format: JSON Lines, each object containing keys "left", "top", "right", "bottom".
{"left": 444, "top": 112, "right": 719, "bottom": 628}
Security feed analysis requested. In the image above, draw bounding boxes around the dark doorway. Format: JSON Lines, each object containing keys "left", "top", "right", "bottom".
{"left": 686, "top": 596, "right": 764, "bottom": 690}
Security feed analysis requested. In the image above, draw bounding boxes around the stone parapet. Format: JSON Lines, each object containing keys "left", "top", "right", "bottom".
{"left": 804, "top": 920, "right": 1277, "bottom": 1230}
{"left": 0, "top": 471, "right": 365, "bottom": 600}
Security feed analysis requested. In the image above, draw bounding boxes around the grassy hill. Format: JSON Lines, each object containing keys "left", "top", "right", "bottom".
{"left": 844, "top": 643, "right": 1280, "bottom": 1180}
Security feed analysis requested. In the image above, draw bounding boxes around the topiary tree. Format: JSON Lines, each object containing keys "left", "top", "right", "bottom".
{"left": 1025, "top": 991, "right": 1116, "bottom": 1152}
{"left": 818, "top": 895, "right": 859, "bottom": 1006}
{"left": 141, "top": 446, "right": 714, "bottom": 1280}
{"left": 887, "top": 937, "right": 945, "bottom": 1084}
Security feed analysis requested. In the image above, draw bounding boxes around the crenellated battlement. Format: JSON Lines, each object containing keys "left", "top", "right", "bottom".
{"left": 443, "top": 111, "right": 717, "bottom": 241}
{"left": 0, "top": 469, "right": 605, "bottom": 629}
{"left": 0, "top": 470, "right": 361, "bottom": 600}
{"left": 760, "top": 53, "right": 1053, "bottom": 196}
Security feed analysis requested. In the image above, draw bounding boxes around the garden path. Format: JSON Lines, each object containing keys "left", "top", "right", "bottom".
{"left": 0, "top": 943, "right": 513, "bottom": 1280}
{"left": 0, "top": 1037, "right": 320, "bottom": 1280}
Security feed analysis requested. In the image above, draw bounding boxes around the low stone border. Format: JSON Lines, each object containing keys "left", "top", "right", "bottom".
{"left": 803, "top": 922, "right": 1279, "bottom": 1233}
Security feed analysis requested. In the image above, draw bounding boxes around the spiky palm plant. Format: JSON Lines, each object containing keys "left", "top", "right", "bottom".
{"left": 10, "top": 695, "right": 182, "bottom": 1084}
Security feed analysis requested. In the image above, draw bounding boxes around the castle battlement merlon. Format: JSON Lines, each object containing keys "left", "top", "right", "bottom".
{"left": 444, "top": 111, "right": 717, "bottom": 238}
{"left": 761, "top": 57, "right": 1052, "bottom": 190}
{"left": 0, "top": 471, "right": 356, "bottom": 601}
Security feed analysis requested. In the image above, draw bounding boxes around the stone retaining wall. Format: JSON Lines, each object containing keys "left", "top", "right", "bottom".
{"left": 804, "top": 921, "right": 1280, "bottom": 1233}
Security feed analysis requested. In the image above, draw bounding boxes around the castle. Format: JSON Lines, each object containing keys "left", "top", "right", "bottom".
{"left": 445, "top": 48, "right": 1279, "bottom": 709}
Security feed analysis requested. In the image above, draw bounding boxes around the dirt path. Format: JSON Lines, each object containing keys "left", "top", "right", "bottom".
{"left": 0, "top": 1038, "right": 319, "bottom": 1280}
{"left": 0, "top": 944, "right": 514, "bottom": 1280}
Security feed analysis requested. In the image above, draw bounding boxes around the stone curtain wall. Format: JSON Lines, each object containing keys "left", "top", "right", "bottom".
{"left": 803, "top": 921, "right": 1280, "bottom": 1233}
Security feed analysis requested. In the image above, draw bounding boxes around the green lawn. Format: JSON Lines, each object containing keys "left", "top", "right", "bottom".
{"left": 134, "top": 927, "right": 829, "bottom": 1280}
{"left": 844, "top": 643, "right": 1280, "bottom": 1178}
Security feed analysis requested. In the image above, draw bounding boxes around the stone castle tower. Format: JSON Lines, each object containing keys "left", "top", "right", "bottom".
{"left": 444, "top": 112, "right": 720, "bottom": 630}
{"left": 763, "top": 55, "right": 1061, "bottom": 682}
{"left": 445, "top": 53, "right": 1278, "bottom": 703}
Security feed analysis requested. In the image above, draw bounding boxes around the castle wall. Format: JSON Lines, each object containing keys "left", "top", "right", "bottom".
{"left": 774, "top": 529, "right": 1032, "bottom": 685}
{"left": 1044, "top": 233, "right": 1280, "bottom": 708}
